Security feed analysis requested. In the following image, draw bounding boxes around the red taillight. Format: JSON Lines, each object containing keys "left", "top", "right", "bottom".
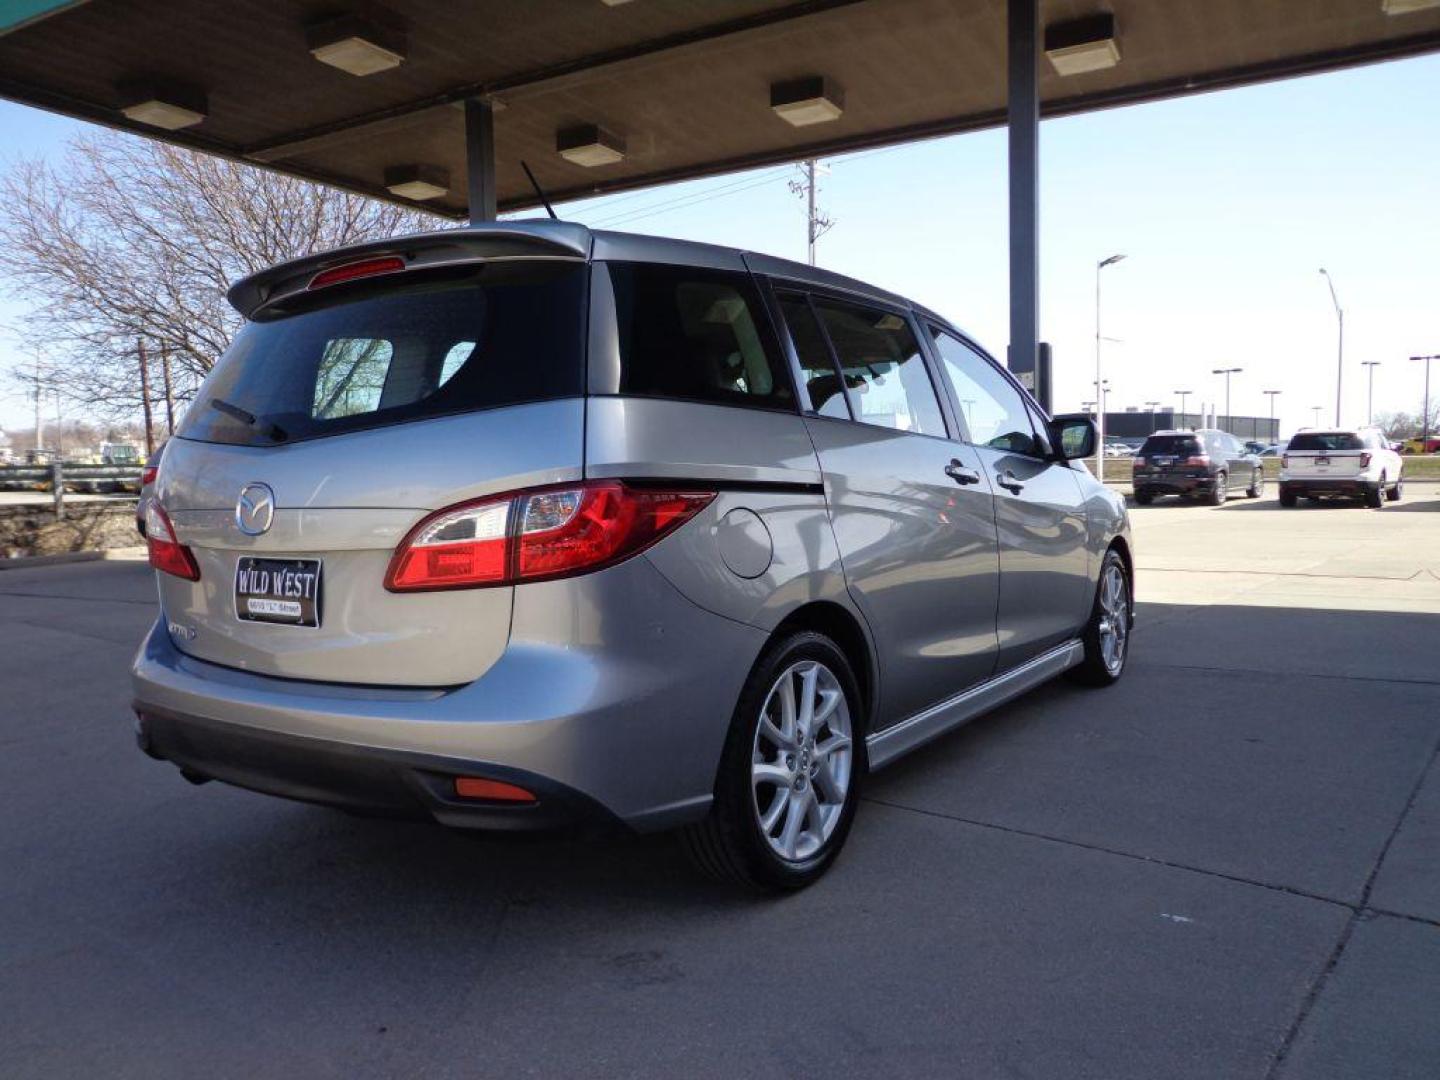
{"left": 1132, "top": 456, "right": 1146, "bottom": 468}
{"left": 140, "top": 465, "right": 158, "bottom": 487}
{"left": 454, "top": 777, "right": 536, "bottom": 803}
{"left": 1360, "top": 452, "right": 1372, "bottom": 468}
{"left": 145, "top": 502, "right": 200, "bottom": 581}
{"left": 385, "top": 481, "right": 715, "bottom": 592}
{"left": 1185, "top": 455, "right": 1210, "bottom": 466}
{"left": 308, "top": 255, "right": 406, "bottom": 290}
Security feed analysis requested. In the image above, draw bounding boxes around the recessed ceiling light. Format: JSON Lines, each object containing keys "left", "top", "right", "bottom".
{"left": 384, "top": 164, "right": 449, "bottom": 201}
{"left": 1044, "top": 13, "right": 1121, "bottom": 77}
{"left": 557, "top": 124, "right": 626, "bottom": 167}
{"left": 117, "top": 79, "right": 207, "bottom": 130}
{"left": 307, "top": 13, "right": 406, "bottom": 76}
{"left": 1382, "top": 0, "right": 1440, "bottom": 13}
{"left": 770, "top": 76, "right": 844, "bottom": 127}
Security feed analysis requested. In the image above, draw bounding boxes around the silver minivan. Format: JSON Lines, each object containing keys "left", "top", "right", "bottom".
{"left": 132, "top": 222, "right": 1133, "bottom": 889}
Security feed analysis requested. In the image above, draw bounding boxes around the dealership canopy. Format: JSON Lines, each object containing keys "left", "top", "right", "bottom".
{"left": 3, "top": 0, "right": 1438, "bottom": 403}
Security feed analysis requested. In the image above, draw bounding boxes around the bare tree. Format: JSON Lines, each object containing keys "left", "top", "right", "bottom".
{"left": 0, "top": 133, "right": 440, "bottom": 422}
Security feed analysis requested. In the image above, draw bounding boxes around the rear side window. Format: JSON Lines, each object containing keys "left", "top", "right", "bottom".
{"left": 607, "top": 263, "right": 793, "bottom": 411}
{"left": 776, "top": 292, "right": 849, "bottom": 420}
{"left": 1140, "top": 435, "right": 1202, "bottom": 457}
{"left": 180, "top": 263, "right": 586, "bottom": 446}
{"left": 1289, "top": 432, "right": 1364, "bottom": 451}
{"left": 812, "top": 298, "right": 945, "bottom": 437}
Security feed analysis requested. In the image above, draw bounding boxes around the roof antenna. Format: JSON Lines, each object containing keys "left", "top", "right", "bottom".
{"left": 521, "top": 160, "right": 558, "bottom": 221}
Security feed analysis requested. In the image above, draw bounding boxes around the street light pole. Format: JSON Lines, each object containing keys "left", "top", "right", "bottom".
{"left": 1311, "top": 405, "right": 1323, "bottom": 427}
{"left": 1319, "top": 268, "right": 1344, "bottom": 427}
{"left": 1174, "top": 389, "right": 1192, "bottom": 426}
{"left": 1263, "top": 390, "right": 1281, "bottom": 441}
{"left": 1212, "top": 367, "right": 1242, "bottom": 432}
{"left": 1144, "top": 400, "right": 1161, "bottom": 433}
{"left": 1414, "top": 355, "right": 1438, "bottom": 453}
{"left": 1361, "top": 361, "right": 1381, "bottom": 425}
{"left": 1095, "top": 254, "right": 1126, "bottom": 480}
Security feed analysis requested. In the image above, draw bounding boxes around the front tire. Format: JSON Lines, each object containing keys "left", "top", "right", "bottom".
{"left": 1208, "top": 472, "right": 1228, "bottom": 506}
{"left": 681, "top": 631, "right": 864, "bottom": 891}
{"left": 1069, "top": 549, "right": 1131, "bottom": 687}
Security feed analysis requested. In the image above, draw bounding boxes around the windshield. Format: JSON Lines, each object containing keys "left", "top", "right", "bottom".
{"left": 1140, "top": 435, "right": 1200, "bottom": 457}
{"left": 1287, "top": 433, "right": 1364, "bottom": 452}
{"left": 179, "top": 262, "right": 587, "bottom": 447}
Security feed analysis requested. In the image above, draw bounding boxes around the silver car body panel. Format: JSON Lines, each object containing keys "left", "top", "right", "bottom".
{"left": 133, "top": 220, "right": 1134, "bottom": 830}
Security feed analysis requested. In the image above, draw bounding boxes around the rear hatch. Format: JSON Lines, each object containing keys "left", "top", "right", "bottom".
{"left": 1285, "top": 432, "right": 1366, "bottom": 479}
{"left": 1135, "top": 434, "right": 1206, "bottom": 479}
{"left": 154, "top": 256, "right": 588, "bottom": 687}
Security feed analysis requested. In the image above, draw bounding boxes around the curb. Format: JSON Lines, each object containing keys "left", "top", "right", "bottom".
{"left": 0, "top": 546, "right": 148, "bottom": 571}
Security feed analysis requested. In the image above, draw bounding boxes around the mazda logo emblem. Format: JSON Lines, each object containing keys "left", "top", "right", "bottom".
{"left": 235, "top": 482, "right": 275, "bottom": 536}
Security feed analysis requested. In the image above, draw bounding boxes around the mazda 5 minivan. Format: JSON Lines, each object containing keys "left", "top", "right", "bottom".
{"left": 132, "top": 223, "right": 1133, "bottom": 889}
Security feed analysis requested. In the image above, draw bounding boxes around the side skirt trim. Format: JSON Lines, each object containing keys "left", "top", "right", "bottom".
{"left": 866, "top": 640, "right": 1083, "bottom": 770}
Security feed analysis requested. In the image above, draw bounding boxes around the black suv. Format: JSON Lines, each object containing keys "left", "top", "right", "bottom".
{"left": 1131, "top": 429, "right": 1264, "bottom": 505}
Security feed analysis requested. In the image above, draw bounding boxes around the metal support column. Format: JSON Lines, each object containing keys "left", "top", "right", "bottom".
{"left": 1007, "top": 0, "right": 1040, "bottom": 407}
{"left": 465, "top": 98, "right": 497, "bottom": 224}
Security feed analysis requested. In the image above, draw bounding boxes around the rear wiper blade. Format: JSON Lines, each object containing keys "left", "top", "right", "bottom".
{"left": 210, "top": 397, "right": 256, "bottom": 425}
{"left": 209, "top": 397, "right": 288, "bottom": 442}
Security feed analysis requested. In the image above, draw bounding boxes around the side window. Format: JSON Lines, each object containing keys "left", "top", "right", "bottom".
{"left": 928, "top": 329, "right": 1043, "bottom": 457}
{"left": 776, "top": 292, "right": 850, "bottom": 420}
{"left": 811, "top": 298, "right": 946, "bottom": 437}
{"left": 607, "top": 262, "right": 794, "bottom": 411}
{"left": 312, "top": 337, "right": 394, "bottom": 419}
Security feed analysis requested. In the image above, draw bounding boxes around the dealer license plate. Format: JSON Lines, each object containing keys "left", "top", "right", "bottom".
{"left": 235, "top": 557, "right": 322, "bottom": 627}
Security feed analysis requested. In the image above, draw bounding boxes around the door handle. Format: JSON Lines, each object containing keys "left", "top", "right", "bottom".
{"left": 996, "top": 470, "right": 1025, "bottom": 494}
{"left": 944, "top": 460, "right": 981, "bottom": 485}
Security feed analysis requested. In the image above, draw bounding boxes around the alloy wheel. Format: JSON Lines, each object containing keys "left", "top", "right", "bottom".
{"left": 1096, "top": 562, "right": 1130, "bottom": 676}
{"left": 751, "top": 660, "right": 853, "bottom": 862}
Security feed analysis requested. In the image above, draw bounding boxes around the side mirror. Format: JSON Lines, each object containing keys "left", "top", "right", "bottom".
{"left": 1048, "top": 415, "right": 1097, "bottom": 461}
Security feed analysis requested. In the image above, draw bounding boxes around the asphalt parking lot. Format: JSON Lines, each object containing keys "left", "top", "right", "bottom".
{"left": 2, "top": 489, "right": 1438, "bottom": 1079}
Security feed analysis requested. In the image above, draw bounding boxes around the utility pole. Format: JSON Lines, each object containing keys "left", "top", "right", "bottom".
{"left": 1361, "top": 361, "right": 1381, "bottom": 425}
{"left": 790, "top": 160, "right": 834, "bottom": 266}
{"left": 137, "top": 338, "right": 155, "bottom": 456}
{"left": 161, "top": 348, "right": 176, "bottom": 435}
{"left": 1414, "top": 355, "right": 1438, "bottom": 453}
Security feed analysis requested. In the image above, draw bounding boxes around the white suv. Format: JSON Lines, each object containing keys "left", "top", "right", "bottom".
{"left": 1279, "top": 427, "right": 1403, "bottom": 508}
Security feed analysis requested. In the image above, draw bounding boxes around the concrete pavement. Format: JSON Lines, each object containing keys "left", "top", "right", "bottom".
{"left": 1, "top": 491, "right": 1437, "bottom": 1079}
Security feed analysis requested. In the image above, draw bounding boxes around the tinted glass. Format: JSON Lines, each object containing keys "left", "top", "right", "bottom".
{"left": 180, "top": 263, "right": 586, "bottom": 447}
{"left": 608, "top": 263, "right": 793, "bottom": 411}
{"left": 1139, "top": 434, "right": 1202, "bottom": 457}
{"left": 813, "top": 299, "right": 945, "bottom": 436}
{"left": 1288, "top": 432, "right": 1365, "bottom": 451}
{"left": 929, "top": 329, "right": 1041, "bottom": 455}
{"left": 777, "top": 293, "right": 849, "bottom": 419}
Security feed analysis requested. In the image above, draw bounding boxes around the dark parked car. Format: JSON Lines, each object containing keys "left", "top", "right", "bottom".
{"left": 1131, "top": 428, "right": 1264, "bottom": 505}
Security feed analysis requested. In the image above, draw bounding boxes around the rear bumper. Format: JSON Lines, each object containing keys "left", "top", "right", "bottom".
{"left": 131, "top": 556, "right": 768, "bottom": 833}
{"left": 1280, "top": 478, "right": 1375, "bottom": 497}
{"left": 1132, "top": 473, "right": 1216, "bottom": 495}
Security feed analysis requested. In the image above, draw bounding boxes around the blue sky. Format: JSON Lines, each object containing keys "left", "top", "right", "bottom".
{"left": 2, "top": 52, "right": 1437, "bottom": 435}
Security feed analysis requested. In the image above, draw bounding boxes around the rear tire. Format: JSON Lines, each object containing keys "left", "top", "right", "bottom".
{"left": 1366, "top": 476, "right": 1385, "bottom": 509}
{"left": 1388, "top": 476, "right": 1403, "bottom": 502}
{"left": 1208, "top": 473, "right": 1227, "bottom": 506}
{"left": 1247, "top": 470, "right": 1264, "bottom": 498}
{"left": 681, "top": 631, "right": 864, "bottom": 891}
{"left": 1279, "top": 488, "right": 1297, "bottom": 507}
{"left": 1069, "top": 549, "right": 1131, "bottom": 688}
{"left": 1134, "top": 491, "right": 1154, "bottom": 506}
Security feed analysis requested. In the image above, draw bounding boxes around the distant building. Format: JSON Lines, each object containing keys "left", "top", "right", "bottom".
{"left": 1097, "top": 410, "right": 1280, "bottom": 446}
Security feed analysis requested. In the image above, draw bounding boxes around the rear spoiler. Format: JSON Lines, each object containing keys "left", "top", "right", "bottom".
{"left": 226, "top": 221, "right": 592, "bottom": 318}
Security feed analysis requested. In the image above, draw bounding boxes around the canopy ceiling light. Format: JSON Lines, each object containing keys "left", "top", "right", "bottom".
{"left": 1044, "top": 13, "right": 1121, "bottom": 76}
{"left": 557, "top": 124, "right": 626, "bottom": 167}
{"left": 307, "top": 12, "right": 406, "bottom": 76}
{"left": 1382, "top": 0, "right": 1440, "bottom": 13}
{"left": 383, "top": 164, "right": 449, "bottom": 200}
{"left": 770, "top": 76, "right": 844, "bottom": 126}
{"left": 117, "top": 79, "right": 207, "bottom": 130}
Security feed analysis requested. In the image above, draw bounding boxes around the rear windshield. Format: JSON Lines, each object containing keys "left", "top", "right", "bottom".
{"left": 179, "top": 262, "right": 586, "bottom": 446}
{"left": 1140, "top": 435, "right": 1201, "bottom": 457}
{"left": 1288, "top": 433, "right": 1364, "bottom": 452}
